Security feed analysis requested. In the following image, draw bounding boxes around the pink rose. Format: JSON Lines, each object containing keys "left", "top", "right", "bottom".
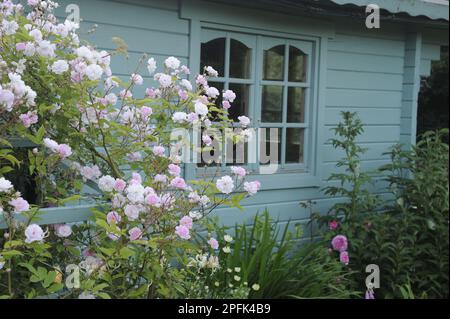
{"left": 16, "top": 42, "right": 26, "bottom": 51}
{"left": 170, "top": 177, "right": 187, "bottom": 190}
{"left": 9, "top": 197, "right": 30, "bottom": 213}
{"left": 179, "top": 216, "right": 193, "bottom": 229}
{"left": 106, "top": 211, "right": 121, "bottom": 225}
{"left": 145, "top": 193, "right": 160, "bottom": 206}
{"left": 114, "top": 179, "right": 127, "bottom": 192}
{"left": 328, "top": 220, "right": 339, "bottom": 230}
{"left": 207, "top": 237, "right": 219, "bottom": 250}
{"left": 340, "top": 251, "right": 350, "bottom": 265}
{"left": 152, "top": 145, "right": 165, "bottom": 157}
{"left": 331, "top": 235, "right": 348, "bottom": 252}
{"left": 128, "top": 227, "right": 143, "bottom": 241}
{"left": 175, "top": 225, "right": 190, "bottom": 240}
{"left": 168, "top": 164, "right": 181, "bottom": 176}
{"left": 154, "top": 174, "right": 167, "bottom": 184}
{"left": 57, "top": 144, "right": 72, "bottom": 159}
{"left": 222, "top": 100, "right": 231, "bottom": 110}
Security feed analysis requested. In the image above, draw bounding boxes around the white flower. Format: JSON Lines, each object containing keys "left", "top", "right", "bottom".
{"left": 131, "top": 73, "right": 143, "bottom": 85}
{"left": 222, "top": 246, "right": 231, "bottom": 254}
{"left": 43, "top": 138, "right": 59, "bottom": 152}
{"left": 98, "top": 175, "right": 116, "bottom": 192}
{"left": 29, "top": 29, "right": 43, "bottom": 41}
{"left": 85, "top": 64, "right": 103, "bottom": 80}
{"left": 164, "top": 56, "right": 180, "bottom": 70}
{"left": 36, "top": 40, "right": 56, "bottom": 58}
{"left": 180, "top": 79, "right": 193, "bottom": 91}
{"left": 24, "top": 224, "right": 45, "bottom": 244}
{"left": 189, "top": 211, "right": 202, "bottom": 220}
{"left": 194, "top": 101, "right": 208, "bottom": 117}
{"left": 55, "top": 224, "right": 72, "bottom": 238}
{"left": 205, "top": 66, "right": 219, "bottom": 77}
{"left": 223, "top": 90, "right": 236, "bottom": 103}
{"left": 252, "top": 284, "right": 260, "bottom": 291}
{"left": 205, "top": 87, "right": 220, "bottom": 99}
{"left": 76, "top": 46, "right": 94, "bottom": 60}
{"left": 156, "top": 73, "right": 172, "bottom": 88}
{"left": 78, "top": 292, "right": 96, "bottom": 299}
{"left": 238, "top": 116, "right": 251, "bottom": 127}
{"left": 1, "top": 20, "right": 19, "bottom": 36}
{"left": 147, "top": 58, "right": 157, "bottom": 75}
{"left": 126, "top": 183, "right": 145, "bottom": 203}
{"left": 51, "top": 60, "right": 69, "bottom": 74}
{"left": 172, "top": 112, "right": 188, "bottom": 123}
{"left": 216, "top": 176, "right": 234, "bottom": 194}
{"left": 0, "top": 177, "right": 13, "bottom": 193}
{"left": 224, "top": 235, "right": 233, "bottom": 243}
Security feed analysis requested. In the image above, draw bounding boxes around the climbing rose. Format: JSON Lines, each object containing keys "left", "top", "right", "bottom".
{"left": 216, "top": 176, "right": 234, "bottom": 194}
{"left": 331, "top": 235, "right": 348, "bottom": 252}
{"left": 231, "top": 166, "right": 246, "bottom": 178}
{"left": 106, "top": 211, "right": 121, "bottom": 225}
{"left": 244, "top": 181, "right": 261, "bottom": 195}
{"left": 51, "top": 60, "right": 69, "bottom": 74}
{"left": 0, "top": 177, "right": 13, "bottom": 193}
{"left": 98, "top": 175, "right": 116, "bottom": 192}
{"left": 124, "top": 205, "right": 140, "bottom": 221}
{"left": 223, "top": 90, "right": 236, "bottom": 102}
{"left": 175, "top": 225, "right": 190, "bottom": 240}
{"left": 9, "top": 197, "right": 30, "bottom": 213}
{"left": 179, "top": 216, "right": 193, "bottom": 229}
{"left": 56, "top": 144, "right": 72, "bottom": 159}
{"left": 24, "top": 224, "right": 45, "bottom": 243}
{"left": 164, "top": 56, "right": 180, "bottom": 70}
{"left": 238, "top": 116, "right": 250, "bottom": 127}
{"left": 171, "top": 177, "right": 187, "bottom": 190}
{"left": 168, "top": 164, "right": 181, "bottom": 176}
{"left": 128, "top": 227, "right": 143, "bottom": 241}
{"left": 55, "top": 224, "right": 72, "bottom": 238}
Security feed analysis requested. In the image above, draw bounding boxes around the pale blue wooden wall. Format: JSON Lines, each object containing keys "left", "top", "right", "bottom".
{"left": 8, "top": 0, "right": 445, "bottom": 231}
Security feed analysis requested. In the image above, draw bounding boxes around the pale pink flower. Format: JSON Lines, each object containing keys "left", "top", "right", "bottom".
{"left": 208, "top": 237, "right": 219, "bottom": 250}
{"left": 114, "top": 179, "right": 127, "bottom": 192}
{"left": 222, "top": 100, "right": 231, "bottom": 110}
{"left": 231, "top": 166, "right": 246, "bottom": 178}
{"left": 106, "top": 211, "right": 121, "bottom": 225}
{"left": 124, "top": 205, "right": 140, "bottom": 221}
{"left": 153, "top": 145, "right": 165, "bottom": 157}
{"left": 202, "top": 135, "right": 213, "bottom": 146}
{"left": 179, "top": 216, "right": 193, "bottom": 229}
{"left": 223, "top": 90, "right": 236, "bottom": 102}
{"left": 331, "top": 235, "right": 348, "bottom": 252}
{"left": 238, "top": 116, "right": 251, "bottom": 127}
{"left": 54, "top": 224, "right": 72, "bottom": 238}
{"left": 9, "top": 197, "right": 30, "bottom": 213}
{"left": 56, "top": 144, "right": 72, "bottom": 159}
{"left": 216, "top": 176, "right": 234, "bottom": 194}
{"left": 171, "top": 177, "right": 187, "bottom": 190}
{"left": 128, "top": 227, "right": 143, "bottom": 241}
{"left": 175, "top": 225, "right": 190, "bottom": 240}
{"left": 24, "top": 224, "right": 44, "bottom": 243}
{"left": 244, "top": 181, "right": 261, "bottom": 196}
{"left": 145, "top": 193, "right": 160, "bottom": 206}
{"left": 154, "top": 174, "right": 167, "bottom": 184}
{"left": 168, "top": 164, "right": 181, "bottom": 176}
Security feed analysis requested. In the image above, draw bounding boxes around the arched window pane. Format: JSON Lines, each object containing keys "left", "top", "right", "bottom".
{"left": 201, "top": 38, "right": 225, "bottom": 76}
{"left": 263, "top": 45, "right": 285, "bottom": 81}
{"left": 288, "top": 46, "right": 307, "bottom": 82}
{"left": 230, "top": 39, "right": 251, "bottom": 79}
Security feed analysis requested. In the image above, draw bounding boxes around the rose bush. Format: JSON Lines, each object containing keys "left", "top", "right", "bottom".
{"left": 1, "top": 0, "right": 261, "bottom": 298}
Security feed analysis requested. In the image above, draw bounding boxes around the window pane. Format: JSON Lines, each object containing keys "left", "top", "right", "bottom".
{"left": 230, "top": 39, "right": 251, "bottom": 79}
{"left": 228, "top": 83, "right": 249, "bottom": 122}
{"left": 288, "top": 46, "right": 307, "bottom": 82}
{"left": 260, "top": 128, "right": 281, "bottom": 165}
{"left": 226, "top": 137, "right": 248, "bottom": 166}
{"left": 201, "top": 38, "right": 225, "bottom": 76}
{"left": 261, "top": 85, "right": 283, "bottom": 123}
{"left": 263, "top": 45, "right": 285, "bottom": 81}
{"left": 285, "top": 128, "right": 304, "bottom": 164}
{"left": 287, "top": 87, "right": 306, "bottom": 123}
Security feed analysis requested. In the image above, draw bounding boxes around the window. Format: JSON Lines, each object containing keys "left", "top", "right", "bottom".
{"left": 199, "top": 29, "right": 314, "bottom": 173}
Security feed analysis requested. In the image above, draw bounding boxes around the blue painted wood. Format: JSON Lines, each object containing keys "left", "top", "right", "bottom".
{"left": 4, "top": 0, "right": 446, "bottom": 231}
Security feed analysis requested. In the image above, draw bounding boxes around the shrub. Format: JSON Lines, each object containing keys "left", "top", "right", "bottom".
{"left": 315, "top": 112, "right": 449, "bottom": 299}
{"left": 1, "top": 0, "right": 259, "bottom": 299}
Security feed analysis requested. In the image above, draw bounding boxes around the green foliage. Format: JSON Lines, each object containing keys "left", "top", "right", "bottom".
{"left": 316, "top": 112, "right": 449, "bottom": 299}
{"left": 187, "top": 212, "right": 358, "bottom": 299}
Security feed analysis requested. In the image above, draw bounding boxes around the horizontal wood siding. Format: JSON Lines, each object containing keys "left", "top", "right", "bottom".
{"left": 6, "top": 1, "right": 446, "bottom": 232}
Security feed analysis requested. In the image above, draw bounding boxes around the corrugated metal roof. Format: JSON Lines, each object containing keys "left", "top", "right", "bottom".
{"left": 330, "top": 0, "right": 449, "bottom": 21}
